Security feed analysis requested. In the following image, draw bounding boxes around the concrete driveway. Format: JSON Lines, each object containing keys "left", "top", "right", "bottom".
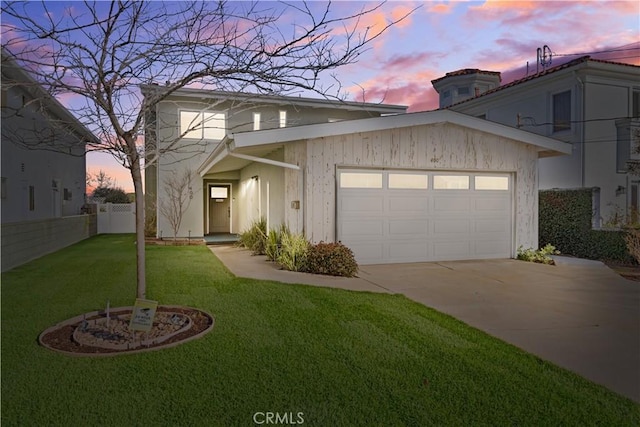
{"left": 210, "top": 246, "right": 640, "bottom": 402}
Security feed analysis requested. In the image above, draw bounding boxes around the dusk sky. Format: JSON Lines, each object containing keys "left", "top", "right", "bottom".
{"left": 30, "top": 1, "right": 640, "bottom": 192}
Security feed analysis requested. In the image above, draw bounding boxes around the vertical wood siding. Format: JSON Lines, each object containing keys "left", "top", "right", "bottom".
{"left": 288, "top": 122, "right": 539, "bottom": 253}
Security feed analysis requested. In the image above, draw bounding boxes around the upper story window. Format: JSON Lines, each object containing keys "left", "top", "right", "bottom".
{"left": 552, "top": 90, "right": 571, "bottom": 132}
{"left": 253, "top": 112, "right": 261, "bottom": 131}
{"left": 443, "top": 90, "right": 451, "bottom": 98}
{"left": 457, "top": 86, "right": 470, "bottom": 96}
{"left": 279, "top": 110, "right": 287, "bottom": 128}
{"left": 180, "top": 111, "right": 225, "bottom": 140}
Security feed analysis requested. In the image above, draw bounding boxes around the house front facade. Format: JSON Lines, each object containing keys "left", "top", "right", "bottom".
{"left": 142, "top": 86, "right": 408, "bottom": 240}
{"left": 432, "top": 57, "right": 640, "bottom": 226}
{"left": 147, "top": 85, "right": 569, "bottom": 264}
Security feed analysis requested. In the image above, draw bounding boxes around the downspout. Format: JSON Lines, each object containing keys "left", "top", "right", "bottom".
{"left": 575, "top": 72, "right": 586, "bottom": 188}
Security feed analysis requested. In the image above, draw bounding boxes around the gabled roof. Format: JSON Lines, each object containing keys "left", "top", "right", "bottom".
{"left": 141, "top": 84, "right": 408, "bottom": 115}
{"left": 445, "top": 56, "right": 640, "bottom": 108}
{"left": 198, "top": 109, "right": 571, "bottom": 176}
{"left": 1, "top": 48, "right": 99, "bottom": 144}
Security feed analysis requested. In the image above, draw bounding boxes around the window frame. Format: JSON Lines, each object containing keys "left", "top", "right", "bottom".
{"left": 552, "top": 90, "right": 572, "bottom": 133}
{"left": 179, "top": 110, "right": 226, "bottom": 140}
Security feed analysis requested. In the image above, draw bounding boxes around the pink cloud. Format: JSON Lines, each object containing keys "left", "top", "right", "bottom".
{"left": 427, "top": 3, "right": 454, "bottom": 14}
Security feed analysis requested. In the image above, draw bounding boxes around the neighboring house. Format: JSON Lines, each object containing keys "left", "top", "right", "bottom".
{"left": 432, "top": 56, "right": 640, "bottom": 226}
{"left": 146, "top": 84, "right": 569, "bottom": 263}
{"left": 1, "top": 50, "right": 98, "bottom": 271}
{"left": 142, "top": 86, "right": 407, "bottom": 239}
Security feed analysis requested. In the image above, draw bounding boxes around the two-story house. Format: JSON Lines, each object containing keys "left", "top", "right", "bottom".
{"left": 142, "top": 86, "right": 408, "bottom": 239}
{"left": 432, "top": 56, "right": 640, "bottom": 226}
{"left": 143, "top": 85, "right": 569, "bottom": 264}
{"left": 1, "top": 49, "right": 99, "bottom": 271}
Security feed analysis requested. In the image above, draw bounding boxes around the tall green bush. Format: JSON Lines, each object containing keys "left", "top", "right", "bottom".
{"left": 277, "top": 232, "right": 309, "bottom": 272}
{"left": 539, "top": 189, "right": 635, "bottom": 264}
{"left": 238, "top": 217, "right": 267, "bottom": 255}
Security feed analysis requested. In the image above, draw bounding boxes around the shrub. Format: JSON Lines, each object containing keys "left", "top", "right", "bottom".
{"left": 516, "top": 244, "right": 559, "bottom": 265}
{"left": 265, "top": 224, "right": 290, "bottom": 262}
{"left": 306, "top": 241, "right": 358, "bottom": 277}
{"left": 539, "top": 189, "right": 635, "bottom": 264}
{"left": 624, "top": 229, "right": 640, "bottom": 263}
{"left": 238, "top": 218, "right": 267, "bottom": 255}
{"left": 277, "top": 232, "right": 309, "bottom": 272}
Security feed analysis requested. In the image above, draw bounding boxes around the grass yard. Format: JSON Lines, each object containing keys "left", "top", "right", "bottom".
{"left": 2, "top": 234, "right": 639, "bottom": 426}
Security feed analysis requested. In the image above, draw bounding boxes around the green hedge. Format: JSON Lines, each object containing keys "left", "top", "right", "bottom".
{"left": 539, "top": 189, "right": 635, "bottom": 264}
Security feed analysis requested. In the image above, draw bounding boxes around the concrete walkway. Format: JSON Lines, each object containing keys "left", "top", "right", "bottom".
{"left": 210, "top": 246, "right": 640, "bottom": 403}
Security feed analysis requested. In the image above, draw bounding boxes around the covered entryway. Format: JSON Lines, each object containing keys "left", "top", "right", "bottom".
{"left": 207, "top": 184, "right": 232, "bottom": 234}
{"left": 337, "top": 169, "right": 513, "bottom": 264}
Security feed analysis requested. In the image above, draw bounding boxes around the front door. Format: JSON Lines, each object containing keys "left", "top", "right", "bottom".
{"left": 208, "top": 185, "right": 231, "bottom": 233}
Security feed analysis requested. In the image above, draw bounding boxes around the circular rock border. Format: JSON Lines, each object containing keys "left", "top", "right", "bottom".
{"left": 39, "top": 305, "right": 215, "bottom": 357}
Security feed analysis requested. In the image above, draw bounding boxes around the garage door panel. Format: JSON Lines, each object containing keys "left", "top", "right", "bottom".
{"left": 473, "top": 219, "right": 509, "bottom": 233}
{"left": 340, "top": 220, "right": 384, "bottom": 238}
{"left": 387, "top": 196, "right": 429, "bottom": 213}
{"left": 433, "top": 219, "right": 470, "bottom": 234}
{"left": 340, "top": 196, "right": 384, "bottom": 213}
{"left": 389, "top": 219, "right": 429, "bottom": 235}
{"left": 474, "top": 197, "right": 510, "bottom": 211}
{"left": 434, "top": 197, "right": 470, "bottom": 212}
{"left": 388, "top": 242, "right": 429, "bottom": 262}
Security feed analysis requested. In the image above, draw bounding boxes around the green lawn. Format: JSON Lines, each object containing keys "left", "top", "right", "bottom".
{"left": 2, "top": 234, "right": 639, "bottom": 426}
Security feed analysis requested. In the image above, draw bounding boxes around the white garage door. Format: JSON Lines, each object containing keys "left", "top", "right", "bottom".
{"left": 337, "top": 169, "right": 513, "bottom": 264}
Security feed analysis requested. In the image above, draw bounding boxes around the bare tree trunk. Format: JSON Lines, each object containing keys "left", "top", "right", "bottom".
{"left": 129, "top": 143, "right": 146, "bottom": 299}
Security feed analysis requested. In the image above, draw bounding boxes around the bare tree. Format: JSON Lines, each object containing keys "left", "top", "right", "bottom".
{"left": 1, "top": 0, "right": 413, "bottom": 299}
{"left": 158, "top": 168, "right": 194, "bottom": 242}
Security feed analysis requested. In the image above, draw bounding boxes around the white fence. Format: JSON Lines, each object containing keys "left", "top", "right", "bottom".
{"left": 97, "top": 203, "right": 136, "bottom": 234}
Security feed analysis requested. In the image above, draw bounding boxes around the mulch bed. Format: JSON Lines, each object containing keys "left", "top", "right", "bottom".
{"left": 39, "top": 306, "right": 214, "bottom": 356}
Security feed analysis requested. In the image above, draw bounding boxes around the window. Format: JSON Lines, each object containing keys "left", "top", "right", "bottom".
{"left": 63, "top": 188, "right": 72, "bottom": 201}
{"left": 553, "top": 91, "right": 571, "bottom": 132}
{"left": 458, "top": 86, "right": 470, "bottom": 96}
{"left": 28, "top": 185, "right": 35, "bottom": 211}
{"left": 443, "top": 90, "right": 451, "bottom": 98}
{"left": 210, "top": 187, "right": 228, "bottom": 198}
{"left": 340, "top": 172, "right": 383, "bottom": 189}
{"left": 475, "top": 176, "right": 509, "bottom": 190}
{"left": 433, "top": 175, "right": 469, "bottom": 189}
{"left": 279, "top": 110, "right": 287, "bottom": 128}
{"left": 388, "top": 173, "right": 428, "bottom": 189}
{"left": 180, "top": 111, "right": 225, "bottom": 139}
{"left": 253, "top": 112, "right": 261, "bottom": 131}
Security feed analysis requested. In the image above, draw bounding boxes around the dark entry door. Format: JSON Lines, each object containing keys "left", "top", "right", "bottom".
{"left": 209, "top": 185, "right": 231, "bottom": 233}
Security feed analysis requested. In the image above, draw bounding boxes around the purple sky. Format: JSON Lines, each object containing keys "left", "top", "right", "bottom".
{"left": 8, "top": 1, "right": 638, "bottom": 192}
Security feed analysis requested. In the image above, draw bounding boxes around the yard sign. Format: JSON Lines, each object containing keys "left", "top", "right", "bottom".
{"left": 129, "top": 298, "right": 158, "bottom": 332}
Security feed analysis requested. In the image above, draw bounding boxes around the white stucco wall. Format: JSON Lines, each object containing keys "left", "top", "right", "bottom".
{"left": 285, "top": 122, "right": 539, "bottom": 254}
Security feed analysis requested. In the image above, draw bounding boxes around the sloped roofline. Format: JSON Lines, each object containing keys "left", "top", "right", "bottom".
{"left": 1, "top": 48, "right": 99, "bottom": 144}
{"left": 234, "top": 109, "right": 569, "bottom": 154}
{"left": 140, "top": 84, "right": 408, "bottom": 114}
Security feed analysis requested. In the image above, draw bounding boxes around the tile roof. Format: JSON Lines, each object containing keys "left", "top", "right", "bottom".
{"left": 444, "top": 56, "right": 639, "bottom": 108}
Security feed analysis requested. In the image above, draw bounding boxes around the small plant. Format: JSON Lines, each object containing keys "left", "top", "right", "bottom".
{"left": 265, "top": 224, "right": 290, "bottom": 262}
{"left": 306, "top": 241, "right": 358, "bottom": 277}
{"left": 624, "top": 229, "right": 640, "bottom": 263}
{"left": 238, "top": 217, "right": 267, "bottom": 255}
{"left": 517, "top": 244, "right": 560, "bottom": 265}
{"left": 277, "top": 232, "right": 309, "bottom": 272}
